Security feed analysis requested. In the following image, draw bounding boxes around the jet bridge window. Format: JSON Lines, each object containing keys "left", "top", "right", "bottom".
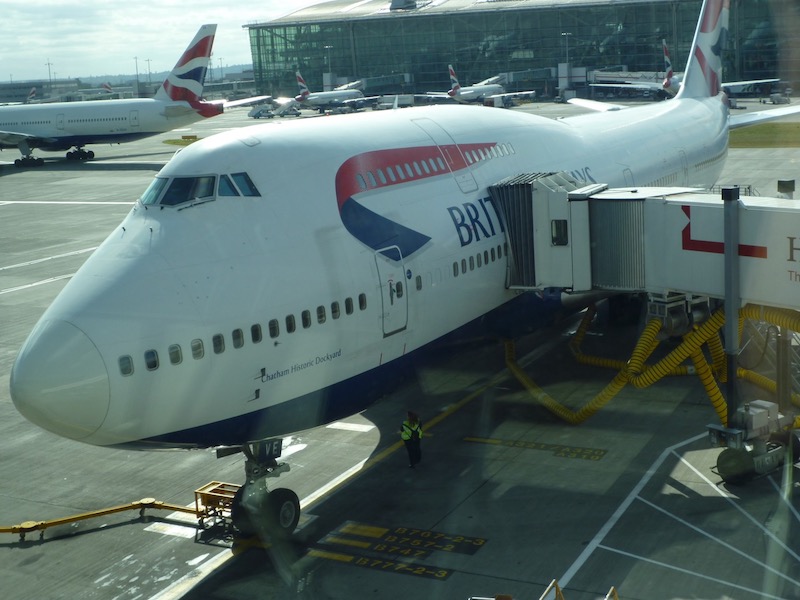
{"left": 160, "top": 176, "right": 216, "bottom": 206}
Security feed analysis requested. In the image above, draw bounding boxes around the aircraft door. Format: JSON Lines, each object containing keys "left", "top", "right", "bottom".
{"left": 374, "top": 246, "right": 408, "bottom": 337}
{"left": 56, "top": 114, "right": 64, "bottom": 130}
{"left": 412, "top": 118, "right": 478, "bottom": 193}
{"left": 129, "top": 110, "right": 139, "bottom": 129}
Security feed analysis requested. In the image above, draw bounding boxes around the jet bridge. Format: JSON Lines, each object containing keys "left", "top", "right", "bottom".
{"left": 489, "top": 173, "right": 800, "bottom": 312}
{"left": 489, "top": 173, "right": 800, "bottom": 483}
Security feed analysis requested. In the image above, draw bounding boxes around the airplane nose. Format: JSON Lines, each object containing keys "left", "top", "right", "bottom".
{"left": 10, "top": 320, "right": 109, "bottom": 441}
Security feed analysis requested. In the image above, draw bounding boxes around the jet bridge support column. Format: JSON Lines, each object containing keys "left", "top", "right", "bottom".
{"left": 723, "top": 186, "right": 741, "bottom": 427}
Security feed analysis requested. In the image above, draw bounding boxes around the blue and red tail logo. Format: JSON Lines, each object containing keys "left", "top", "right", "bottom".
{"left": 335, "top": 142, "right": 497, "bottom": 259}
{"left": 157, "top": 25, "right": 220, "bottom": 116}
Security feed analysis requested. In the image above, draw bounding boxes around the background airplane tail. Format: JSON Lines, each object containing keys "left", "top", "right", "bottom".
{"left": 295, "top": 71, "right": 310, "bottom": 101}
{"left": 155, "top": 24, "right": 216, "bottom": 104}
{"left": 675, "top": 0, "right": 729, "bottom": 99}
{"left": 448, "top": 64, "right": 461, "bottom": 96}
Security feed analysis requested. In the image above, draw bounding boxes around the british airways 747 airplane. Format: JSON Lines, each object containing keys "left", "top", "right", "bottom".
{"left": 0, "top": 25, "right": 220, "bottom": 167}
{"left": 10, "top": 0, "right": 800, "bottom": 534}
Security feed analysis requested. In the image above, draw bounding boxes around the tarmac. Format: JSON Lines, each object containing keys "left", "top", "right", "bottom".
{"left": 1, "top": 100, "right": 799, "bottom": 600}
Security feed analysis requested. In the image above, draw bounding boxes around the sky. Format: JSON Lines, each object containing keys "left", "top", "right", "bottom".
{"left": 3, "top": 0, "right": 325, "bottom": 83}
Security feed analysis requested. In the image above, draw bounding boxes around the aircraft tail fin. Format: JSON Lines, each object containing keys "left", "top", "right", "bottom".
{"left": 447, "top": 64, "right": 461, "bottom": 97}
{"left": 675, "top": 0, "right": 729, "bottom": 99}
{"left": 662, "top": 39, "right": 673, "bottom": 81}
{"left": 155, "top": 24, "right": 216, "bottom": 104}
{"left": 295, "top": 71, "right": 311, "bottom": 101}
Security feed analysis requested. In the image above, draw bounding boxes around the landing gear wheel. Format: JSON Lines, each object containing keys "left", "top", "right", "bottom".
{"left": 717, "top": 448, "right": 755, "bottom": 485}
{"left": 269, "top": 488, "right": 300, "bottom": 537}
{"left": 231, "top": 484, "right": 300, "bottom": 539}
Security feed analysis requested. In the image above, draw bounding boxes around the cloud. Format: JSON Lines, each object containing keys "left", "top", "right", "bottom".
{"left": 3, "top": 0, "right": 321, "bottom": 81}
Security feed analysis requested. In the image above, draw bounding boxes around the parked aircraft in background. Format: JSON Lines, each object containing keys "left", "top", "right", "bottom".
{"left": 11, "top": 0, "right": 800, "bottom": 535}
{"left": 0, "top": 25, "right": 221, "bottom": 167}
{"left": 426, "top": 64, "right": 537, "bottom": 104}
{"left": 290, "top": 71, "right": 372, "bottom": 113}
{"left": 592, "top": 38, "right": 777, "bottom": 99}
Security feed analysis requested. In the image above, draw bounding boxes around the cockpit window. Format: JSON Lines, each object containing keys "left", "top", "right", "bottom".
{"left": 218, "top": 175, "right": 240, "bottom": 197}
{"left": 231, "top": 172, "right": 260, "bottom": 197}
{"left": 160, "top": 176, "right": 216, "bottom": 206}
{"left": 140, "top": 177, "right": 169, "bottom": 205}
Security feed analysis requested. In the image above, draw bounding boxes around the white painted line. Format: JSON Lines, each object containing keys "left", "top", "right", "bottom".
{"left": 558, "top": 433, "right": 706, "bottom": 588}
{"left": 678, "top": 453, "right": 800, "bottom": 563}
{"left": 637, "top": 495, "right": 800, "bottom": 587}
{"left": 597, "top": 544, "right": 789, "bottom": 600}
{"left": 147, "top": 548, "right": 231, "bottom": 600}
{"left": 0, "top": 247, "right": 96, "bottom": 271}
{"left": 0, "top": 273, "right": 75, "bottom": 295}
{"left": 0, "top": 201, "right": 134, "bottom": 205}
{"left": 326, "top": 421, "right": 375, "bottom": 432}
{"left": 300, "top": 458, "right": 368, "bottom": 510}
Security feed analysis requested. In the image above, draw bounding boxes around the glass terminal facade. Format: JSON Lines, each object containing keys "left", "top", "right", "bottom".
{"left": 247, "top": 0, "right": 792, "bottom": 98}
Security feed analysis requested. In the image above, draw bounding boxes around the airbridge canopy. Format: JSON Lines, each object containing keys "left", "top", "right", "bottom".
{"left": 489, "top": 174, "right": 800, "bottom": 313}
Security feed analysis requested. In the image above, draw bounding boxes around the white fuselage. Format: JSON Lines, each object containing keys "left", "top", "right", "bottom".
{"left": 0, "top": 97, "right": 210, "bottom": 151}
{"left": 298, "top": 89, "right": 365, "bottom": 109}
{"left": 10, "top": 97, "right": 729, "bottom": 448}
{"left": 452, "top": 84, "right": 505, "bottom": 103}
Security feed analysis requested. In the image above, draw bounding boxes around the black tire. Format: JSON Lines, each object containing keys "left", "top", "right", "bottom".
{"left": 269, "top": 488, "right": 300, "bottom": 538}
{"left": 717, "top": 448, "right": 755, "bottom": 485}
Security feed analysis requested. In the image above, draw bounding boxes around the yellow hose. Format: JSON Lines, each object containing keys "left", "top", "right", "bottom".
{"left": 505, "top": 302, "right": 800, "bottom": 426}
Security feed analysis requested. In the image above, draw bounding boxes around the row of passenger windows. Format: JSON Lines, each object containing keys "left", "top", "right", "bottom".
{"left": 464, "top": 143, "right": 516, "bottom": 165}
{"left": 139, "top": 172, "right": 262, "bottom": 207}
{"left": 118, "top": 293, "right": 368, "bottom": 376}
{"left": 453, "top": 242, "right": 508, "bottom": 277}
{"left": 353, "top": 143, "right": 516, "bottom": 192}
{"left": 1, "top": 120, "right": 50, "bottom": 126}
{"left": 66, "top": 116, "right": 127, "bottom": 123}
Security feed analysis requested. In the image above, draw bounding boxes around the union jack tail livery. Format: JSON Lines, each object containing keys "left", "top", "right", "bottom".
{"left": 676, "top": 0, "right": 729, "bottom": 99}
{"left": 156, "top": 24, "right": 216, "bottom": 107}
{"left": 447, "top": 64, "right": 461, "bottom": 97}
{"left": 295, "top": 71, "right": 311, "bottom": 101}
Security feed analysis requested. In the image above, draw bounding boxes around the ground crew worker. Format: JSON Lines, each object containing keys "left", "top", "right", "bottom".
{"left": 400, "top": 411, "right": 423, "bottom": 468}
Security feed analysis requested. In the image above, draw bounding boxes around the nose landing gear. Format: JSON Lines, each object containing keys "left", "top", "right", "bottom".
{"left": 225, "top": 439, "right": 301, "bottom": 539}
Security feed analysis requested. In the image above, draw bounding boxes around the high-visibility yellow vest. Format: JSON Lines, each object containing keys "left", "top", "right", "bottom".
{"left": 401, "top": 420, "right": 423, "bottom": 441}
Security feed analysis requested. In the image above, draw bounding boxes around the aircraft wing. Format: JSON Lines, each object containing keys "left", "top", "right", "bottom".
{"left": 487, "top": 90, "right": 537, "bottom": 100}
{"left": 591, "top": 81, "right": 662, "bottom": 92}
{"left": 722, "top": 78, "right": 779, "bottom": 94}
{"left": 0, "top": 129, "right": 52, "bottom": 146}
{"left": 729, "top": 102, "right": 800, "bottom": 129}
{"left": 567, "top": 97, "right": 628, "bottom": 112}
{"left": 222, "top": 95, "right": 273, "bottom": 109}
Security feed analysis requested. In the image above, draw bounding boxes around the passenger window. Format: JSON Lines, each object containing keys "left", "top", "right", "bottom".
{"left": 491, "top": 247, "right": 496, "bottom": 261}
{"left": 191, "top": 339, "right": 204, "bottom": 359}
{"left": 218, "top": 174, "right": 240, "bottom": 196}
{"left": 367, "top": 172, "right": 377, "bottom": 187}
{"left": 453, "top": 262, "right": 459, "bottom": 277}
{"left": 396, "top": 165, "right": 406, "bottom": 180}
{"left": 386, "top": 166, "right": 397, "bottom": 182}
{"left": 286, "top": 315, "right": 296, "bottom": 333}
{"left": 359, "top": 293, "right": 367, "bottom": 310}
{"left": 345, "top": 297, "right": 354, "bottom": 315}
{"left": 269, "top": 319, "right": 280, "bottom": 338}
{"left": 484, "top": 250, "right": 489, "bottom": 264}
{"left": 213, "top": 334, "right": 225, "bottom": 354}
{"left": 377, "top": 169, "right": 387, "bottom": 184}
{"left": 356, "top": 174, "right": 367, "bottom": 191}
{"left": 428, "top": 158, "right": 438, "bottom": 172}
{"left": 404, "top": 164, "right": 414, "bottom": 178}
{"left": 469, "top": 256, "right": 475, "bottom": 271}
{"left": 317, "top": 305, "right": 327, "bottom": 324}
{"left": 461, "top": 258, "right": 467, "bottom": 274}
{"left": 232, "top": 328, "right": 244, "bottom": 348}
{"left": 413, "top": 162, "right": 422, "bottom": 176}
{"left": 302, "top": 310, "right": 312, "bottom": 329}
{"left": 251, "top": 324, "right": 262, "bottom": 343}
{"left": 421, "top": 161, "right": 430, "bottom": 174}
{"left": 231, "top": 172, "right": 260, "bottom": 196}
{"left": 145, "top": 350, "right": 159, "bottom": 371}
{"left": 119, "top": 355, "right": 134, "bottom": 376}
{"left": 416, "top": 275, "right": 422, "bottom": 291}
{"left": 477, "top": 253, "right": 482, "bottom": 268}
{"left": 168, "top": 344, "right": 182, "bottom": 365}
{"left": 395, "top": 282, "right": 403, "bottom": 298}
{"left": 437, "top": 157, "right": 446, "bottom": 171}
{"left": 331, "top": 301, "right": 340, "bottom": 319}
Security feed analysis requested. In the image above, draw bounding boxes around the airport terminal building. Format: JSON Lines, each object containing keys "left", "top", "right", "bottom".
{"left": 245, "top": 0, "right": 795, "bottom": 98}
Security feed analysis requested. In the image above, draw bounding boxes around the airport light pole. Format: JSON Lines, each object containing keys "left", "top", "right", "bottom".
{"left": 134, "top": 56, "right": 140, "bottom": 97}
{"left": 145, "top": 58, "right": 152, "bottom": 84}
{"left": 45, "top": 59, "right": 53, "bottom": 94}
{"left": 561, "top": 32, "right": 572, "bottom": 65}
